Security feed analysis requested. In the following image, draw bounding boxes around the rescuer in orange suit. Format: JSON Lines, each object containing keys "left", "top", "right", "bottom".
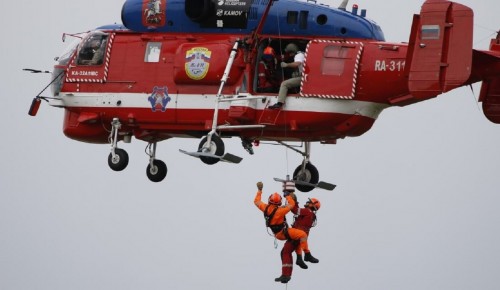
{"left": 277, "top": 193, "right": 321, "bottom": 283}
{"left": 257, "top": 46, "right": 280, "bottom": 93}
{"left": 254, "top": 181, "right": 318, "bottom": 284}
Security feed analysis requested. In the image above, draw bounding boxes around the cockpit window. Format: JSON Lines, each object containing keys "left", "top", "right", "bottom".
{"left": 57, "top": 36, "right": 83, "bottom": 66}
{"left": 76, "top": 32, "right": 109, "bottom": 66}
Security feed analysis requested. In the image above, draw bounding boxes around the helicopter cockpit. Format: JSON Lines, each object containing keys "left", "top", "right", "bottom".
{"left": 51, "top": 31, "right": 110, "bottom": 96}
{"left": 76, "top": 32, "right": 109, "bottom": 66}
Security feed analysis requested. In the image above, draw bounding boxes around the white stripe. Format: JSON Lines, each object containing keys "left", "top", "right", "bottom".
{"left": 55, "top": 92, "right": 389, "bottom": 120}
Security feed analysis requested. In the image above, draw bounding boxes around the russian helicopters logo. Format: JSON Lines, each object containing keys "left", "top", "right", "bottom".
{"left": 148, "top": 86, "right": 171, "bottom": 112}
{"left": 185, "top": 47, "right": 212, "bottom": 80}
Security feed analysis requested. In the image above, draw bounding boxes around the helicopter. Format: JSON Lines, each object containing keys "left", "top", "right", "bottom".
{"left": 27, "top": 0, "right": 500, "bottom": 191}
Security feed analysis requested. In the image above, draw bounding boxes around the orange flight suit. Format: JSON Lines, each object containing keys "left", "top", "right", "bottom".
{"left": 254, "top": 190, "right": 310, "bottom": 255}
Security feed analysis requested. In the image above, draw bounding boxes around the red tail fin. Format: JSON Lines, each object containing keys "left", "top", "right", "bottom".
{"left": 478, "top": 34, "right": 500, "bottom": 124}
{"left": 406, "top": 0, "right": 473, "bottom": 100}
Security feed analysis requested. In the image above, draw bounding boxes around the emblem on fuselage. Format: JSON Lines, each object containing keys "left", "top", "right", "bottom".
{"left": 142, "top": 0, "right": 166, "bottom": 27}
{"left": 185, "top": 47, "right": 212, "bottom": 80}
{"left": 148, "top": 86, "right": 171, "bottom": 112}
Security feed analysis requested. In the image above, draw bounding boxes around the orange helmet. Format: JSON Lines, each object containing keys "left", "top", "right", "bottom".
{"left": 268, "top": 192, "right": 282, "bottom": 205}
{"left": 306, "top": 198, "right": 321, "bottom": 211}
{"left": 262, "top": 46, "right": 276, "bottom": 60}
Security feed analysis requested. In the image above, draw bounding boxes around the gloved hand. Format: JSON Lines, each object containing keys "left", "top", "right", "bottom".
{"left": 256, "top": 182, "right": 263, "bottom": 191}
{"left": 280, "top": 62, "right": 288, "bottom": 68}
{"left": 290, "top": 192, "right": 297, "bottom": 203}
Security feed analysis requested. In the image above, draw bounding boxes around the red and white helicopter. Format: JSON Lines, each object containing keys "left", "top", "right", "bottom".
{"left": 28, "top": 0, "right": 500, "bottom": 191}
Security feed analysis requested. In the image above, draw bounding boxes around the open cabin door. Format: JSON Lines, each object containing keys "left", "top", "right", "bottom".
{"left": 301, "top": 40, "right": 364, "bottom": 99}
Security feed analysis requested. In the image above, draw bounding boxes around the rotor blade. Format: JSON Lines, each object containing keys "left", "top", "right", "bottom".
{"left": 220, "top": 153, "right": 242, "bottom": 164}
{"left": 295, "top": 179, "right": 337, "bottom": 191}
{"left": 23, "top": 68, "right": 51, "bottom": 74}
{"left": 316, "top": 181, "right": 336, "bottom": 191}
{"left": 179, "top": 149, "right": 221, "bottom": 159}
{"left": 23, "top": 68, "right": 42, "bottom": 73}
{"left": 275, "top": 177, "right": 336, "bottom": 191}
{"left": 178, "top": 149, "right": 242, "bottom": 164}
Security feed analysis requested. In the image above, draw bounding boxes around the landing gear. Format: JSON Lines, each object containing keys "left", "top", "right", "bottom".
{"left": 278, "top": 141, "right": 320, "bottom": 192}
{"left": 108, "top": 148, "right": 129, "bottom": 171}
{"left": 108, "top": 118, "right": 129, "bottom": 171}
{"left": 145, "top": 142, "right": 167, "bottom": 182}
{"left": 107, "top": 118, "right": 168, "bottom": 182}
{"left": 198, "top": 134, "right": 225, "bottom": 165}
{"left": 293, "top": 142, "right": 319, "bottom": 192}
{"left": 293, "top": 162, "right": 319, "bottom": 192}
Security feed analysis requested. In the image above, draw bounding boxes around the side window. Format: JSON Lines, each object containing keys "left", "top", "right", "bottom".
{"left": 76, "top": 32, "right": 109, "bottom": 66}
{"left": 287, "top": 11, "right": 298, "bottom": 24}
{"left": 321, "top": 45, "right": 353, "bottom": 76}
{"left": 299, "top": 11, "right": 309, "bottom": 29}
{"left": 145, "top": 42, "right": 162, "bottom": 62}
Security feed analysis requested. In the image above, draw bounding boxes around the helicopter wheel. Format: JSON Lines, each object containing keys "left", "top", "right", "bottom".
{"left": 146, "top": 159, "right": 167, "bottom": 182}
{"left": 198, "top": 134, "right": 225, "bottom": 165}
{"left": 108, "top": 148, "right": 129, "bottom": 171}
{"left": 293, "top": 162, "right": 319, "bottom": 192}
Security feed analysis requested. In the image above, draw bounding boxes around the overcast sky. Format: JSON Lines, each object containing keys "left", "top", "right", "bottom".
{"left": 2, "top": 0, "right": 500, "bottom": 289}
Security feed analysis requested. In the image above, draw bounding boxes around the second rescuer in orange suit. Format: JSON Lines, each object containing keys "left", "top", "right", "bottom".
{"left": 254, "top": 181, "right": 318, "bottom": 284}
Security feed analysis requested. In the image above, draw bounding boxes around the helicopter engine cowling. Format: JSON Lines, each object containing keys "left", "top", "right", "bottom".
{"left": 184, "top": 0, "right": 214, "bottom": 22}
{"left": 121, "top": 0, "right": 170, "bottom": 31}
{"left": 120, "top": 0, "right": 385, "bottom": 40}
{"left": 121, "top": 0, "right": 215, "bottom": 32}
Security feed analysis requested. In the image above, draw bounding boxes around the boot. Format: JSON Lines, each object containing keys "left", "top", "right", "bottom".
{"left": 295, "top": 254, "right": 308, "bottom": 269}
{"left": 269, "top": 102, "right": 283, "bottom": 109}
{"left": 304, "top": 252, "right": 319, "bottom": 263}
{"left": 274, "top": 275, "right": 291, "bottom": 284}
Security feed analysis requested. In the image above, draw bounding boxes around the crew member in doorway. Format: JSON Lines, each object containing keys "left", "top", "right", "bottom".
{"left": 257, "top": 46, "right": 280, "bottom": 93}
{"left": 254, "top": 181, "right": 318, "bottom": 284}
{"left": 277, "top": 187, "right": 321, "bottom": 283}
{"left": 269, "top": 43, "right": 305, "bottom": 109}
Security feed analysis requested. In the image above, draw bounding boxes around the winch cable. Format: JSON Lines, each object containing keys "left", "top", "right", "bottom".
{"left": 274, "top": 3, "right": 292, "bottom": 178}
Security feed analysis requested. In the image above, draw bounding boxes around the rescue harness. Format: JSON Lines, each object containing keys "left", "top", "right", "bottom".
{"left": 264, "top": 204, "right": 291, "bottom": 240}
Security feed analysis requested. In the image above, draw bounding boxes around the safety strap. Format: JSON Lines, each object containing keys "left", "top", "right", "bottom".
{"left": 264, "top": 205, "right": 287, "bottom": 234}
{"left": 264, "top": 205, "right": 278, "bottom": 226}
{"left": 282, "top": 227, "right": 291, "bottom": 240}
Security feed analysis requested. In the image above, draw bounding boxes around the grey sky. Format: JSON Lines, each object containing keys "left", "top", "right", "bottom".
{"left": 1, "top": 0, "right": 500, "bottom": 289}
